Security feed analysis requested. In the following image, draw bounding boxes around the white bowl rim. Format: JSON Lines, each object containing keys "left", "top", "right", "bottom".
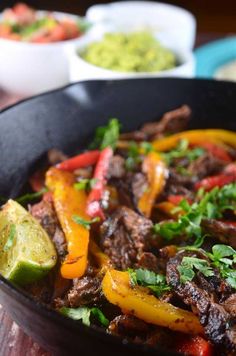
{"left": 86, "top": 1, "right": 196, "bottom": 26}
{"left": 0, "top": 10, "right": 89, "bottom": 48}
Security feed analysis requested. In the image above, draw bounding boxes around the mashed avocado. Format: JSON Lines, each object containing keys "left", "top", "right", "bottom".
{"left": 81, "top": 31, "right": 176, "bottom": 73}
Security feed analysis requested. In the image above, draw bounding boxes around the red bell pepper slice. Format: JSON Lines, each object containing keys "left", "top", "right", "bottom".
{"left": 191, "top": 142, "right": 232, "bottom": 162}
{"left": 86, "top": 147, "right": 113, "bottom": 219}
{"left": 195, "top": 173, "right": 236, "bottom": 191}
{"left": 56, "top": 150, "right": 100, "bottom": 171}
{"left": 176, "top": 336, "right": 213, "bottom": 356}
{"left": 167, "top": 195, "right": 192, "bottom": 205}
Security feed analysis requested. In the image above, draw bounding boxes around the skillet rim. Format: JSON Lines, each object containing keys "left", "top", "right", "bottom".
{"left": 1, "top": 77, "right": 236, "bottom": 354}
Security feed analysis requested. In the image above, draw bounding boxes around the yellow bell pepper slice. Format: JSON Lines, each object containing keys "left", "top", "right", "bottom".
{"left": 102, "top": 269, "right": 203, "bottom": 335}
{"left": 46, "top": 167, "right": 90, "bottom": 279}
{"left": 152, "top": 129, "right": 236, "bottom": 152}
{"left": 89, "top": 239, "right": 112, "bottom": 271}
{"left": 138, "top": 152, "right": 167, "bottom": 217}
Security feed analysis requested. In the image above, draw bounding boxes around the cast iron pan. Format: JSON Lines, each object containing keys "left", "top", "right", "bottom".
{"left": 0, "top": 78, "right": 236, "bottom": 355}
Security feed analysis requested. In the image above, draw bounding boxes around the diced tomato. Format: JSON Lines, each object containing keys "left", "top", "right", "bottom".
{"left": 191, "top": 142, "right": 232, "bottom": 162}
{"left": 176, "top": 336, "right": 213, "bottom": 356}
{"left": 224, "top": 163, "right": 236, "bottom": 175}
{"left": 61, "top": 19, "right": 80, "bottom": 39}
{"left": 167, "top": 195, "right": 192, "bottom": 205}
{"left": 195, "top": 173, "right": 236, "bottom": 191}
{"left": 47, "top": 24, "right": 67, "bottom": 42}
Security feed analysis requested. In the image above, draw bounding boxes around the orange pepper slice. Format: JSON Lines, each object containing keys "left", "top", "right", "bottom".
{"left": 102, "top": 269, "right": 203, "bottom": 335}
{"left": 138, "top": 152, "right": 167, "bottom": 217}
{"left": 46, "top": 167, "right": 90, "bottom": 279}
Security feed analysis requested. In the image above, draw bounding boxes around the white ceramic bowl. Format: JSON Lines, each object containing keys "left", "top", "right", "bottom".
{"left": 69, "top": 30, "right": 195, "bottom": 82}
{"left": 0, "top": 11, "right": 88, "bottom": 96}
{"left": 86, "top": 1, "right": 196, "bottom": 51}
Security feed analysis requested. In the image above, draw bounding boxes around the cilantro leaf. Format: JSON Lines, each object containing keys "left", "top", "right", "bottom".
{"left": 60, "top": 306, "right": 108, "bottom": 327}
{"left": 90, "top": 118, "right": 120, "bottom": 150}
{"left": 125, "top": 141, "right": 142, "bottom": 171}
{"left": 128, "top": 268, "right": 170, "bottom": 297}
{"left": 73, "top": 215, "right": 100, "bottom": 229}
{"left": 16, "top": 187, "right": 48, "bottom": 205}
{"left": 153, "top": 183, "right": 236, "bottom": 247}
{"left": 74, "top": 178, "right": 97, "bottom": 191}
{"left": 177, "top": 256, "right": 214, "bottom": 284}
{"left": 162, "top": 139, "right": 205, "bottom": 165}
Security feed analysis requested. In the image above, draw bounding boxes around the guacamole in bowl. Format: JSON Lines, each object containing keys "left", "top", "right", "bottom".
{"left": 80, "top": 31, "right": 176, "bottom": 73}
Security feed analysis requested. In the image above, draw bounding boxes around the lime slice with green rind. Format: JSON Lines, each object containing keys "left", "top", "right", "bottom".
{"left": 0, "top": 200, "right": 57, "bottom": 286}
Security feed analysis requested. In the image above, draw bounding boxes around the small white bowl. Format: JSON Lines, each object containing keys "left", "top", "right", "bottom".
{"left": 0, "top": 11, "right": 88, "bottom": 96}
{"left": 86, "top": 1, "right": 196, "bottom": 51}
{"left": 69, "top": 32, "right": 195, "bottom": 82}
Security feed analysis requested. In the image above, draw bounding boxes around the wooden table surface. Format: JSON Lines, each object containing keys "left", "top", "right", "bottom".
{"left": 0, "top": 32, "right": 228, "bottom": 356}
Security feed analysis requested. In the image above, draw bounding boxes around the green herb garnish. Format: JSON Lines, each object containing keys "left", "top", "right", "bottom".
{"left": 153, "top": 183, "right": 236, "bottom": 245}
{"left": 177, "top": 256, "right": 214, "bottom": 284}
{"left": 162, "top": 139, "right": 205, "bottom": 165}
{"left": 73, "top": 215, "right": 100, "bottom": 229}
{"left": 90, "top": 118, "right": 120, "bottom": 150}
{"left": 128, "top": 268, "right": 170, "bottom": 297}
{"left": 16, "top": 188, "right": 48, "bottom": 205}
{"left": 177, "top": 244, "right": 236, "bottom": 289}
{"left": 60, "top": 306, "right": 109, "bottom": 327}
{"left": 3, "top": 224, "right": 16, "bottom": 252}
{"left": 125, "top": 141, "right": 141, "bottom": 171}
{"left": 74, "top": 178, "right": 97, "bottom": 191}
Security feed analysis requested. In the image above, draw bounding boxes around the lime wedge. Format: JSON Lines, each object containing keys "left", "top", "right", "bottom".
{"left": 0, "top": 200, "right": 57, "bottom": 286}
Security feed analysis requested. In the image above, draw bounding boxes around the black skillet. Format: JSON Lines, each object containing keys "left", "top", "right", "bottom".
{"left": 0, "top": 78, "right": 236, "bottom": 355}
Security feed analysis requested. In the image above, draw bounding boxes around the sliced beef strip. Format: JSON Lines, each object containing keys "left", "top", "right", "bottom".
{"left": 166, "top": 251, "right": 236, "bottom": 350}
{"left": 112, "top": 172, "right": 148, "bottom": 211}
{"left": 119, "top": 105, "right": 191, "bottom": 142}
{"left": 136, "top": 252, "right": 159, "bottom": 273}
{"left": 47, "top": 148, "right": 68, "bottom": 165}
{"left": 101, "top": 206, "right": 153, "bottom": 270}
{"left": 188, "top": 153, "right": 226, "bottom": 179}
{"left": 222, "top": 294, "right": 236, "bottom": 316}
{"left": 30, "top": 199, "right": 67, "bottom": 259}
{"left": 107, "top": 155, "right": 126, "bottom": 179}
{"left": 67, "top": 275, "right": 102, "bottom": 308}
{"left": 141, "top": 105, "right": 191, "bottom": 140}
{"left": 108, "top": 315, "right": 175, "bottom": 349}
{"left": 202, "top": 219, "right": 236, "bottom": 249}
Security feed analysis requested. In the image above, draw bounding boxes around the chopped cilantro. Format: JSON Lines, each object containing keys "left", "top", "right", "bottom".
{"left": 177, "top": 256, "right": 214, "bottom": 284}
{"left": 73, "top": 215, "right": 100, "bottom": 229}
{"left": 128, "top": 268, "right": 170, "bottom": 297}
{"left": 74, "top": 178, "right": 97, "bottom": 191}
{"left": 60, "top": 306, "right": 109, "bottom": 327}
{"left": 153, "top": 183, "right": 236, "bottom": 246}
{"left": 177, "top": 244, "right": 236, "bottom": 289}
{"left": 90, "top": 118, "right": 120, "bottom": 150}
{"left": 125, "top": 141, "right": 141, "bottom": 171}
{"left": 162, "top": 139, "right": 205, "bottom": 165}
{"left": 16, "top": 187, "right": 48, "bottom": 205}
{"left": 140, "top": 141, "right": 154, "bottom": 154}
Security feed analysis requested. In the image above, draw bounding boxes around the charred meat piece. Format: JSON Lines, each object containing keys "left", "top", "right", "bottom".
{"left": 47, "top": 148, "right": 68, "bottom": 166}
{"left": 222, "top": 294, "right": 236, "bottom": 316}
{"left": 112, "top": 172, "right": 148, "bottom": 210}
{"left": 108, "top": 315, "right": 150, "bottom": 339}
{"left": 136, "top": 252, "right": 159, "bottom": 273}
{"left": 188, "top": 153, "right": 226, "bottom": 179}
{"left": 101, "top": 206, "right": 153, "bottom": 269}
{"left": 141, "top": 105, "right": 191, "bottom": 140}
{"left": 107, "top": 155, "right": 126, "bottom": 179}
{"left": 166, "top": 251, "right": 236, "bottom": 350}
{"left": 67, "top": 275, "right": 102, "bottom": 308}
{"left": 119, "top": 105, "right": 191, "bottom": 142}
{"left": 30, "top": 199, "right": 67, "bottom": 259}
{"left": 202, "top": 219, "right": 236, "bottom": 249}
